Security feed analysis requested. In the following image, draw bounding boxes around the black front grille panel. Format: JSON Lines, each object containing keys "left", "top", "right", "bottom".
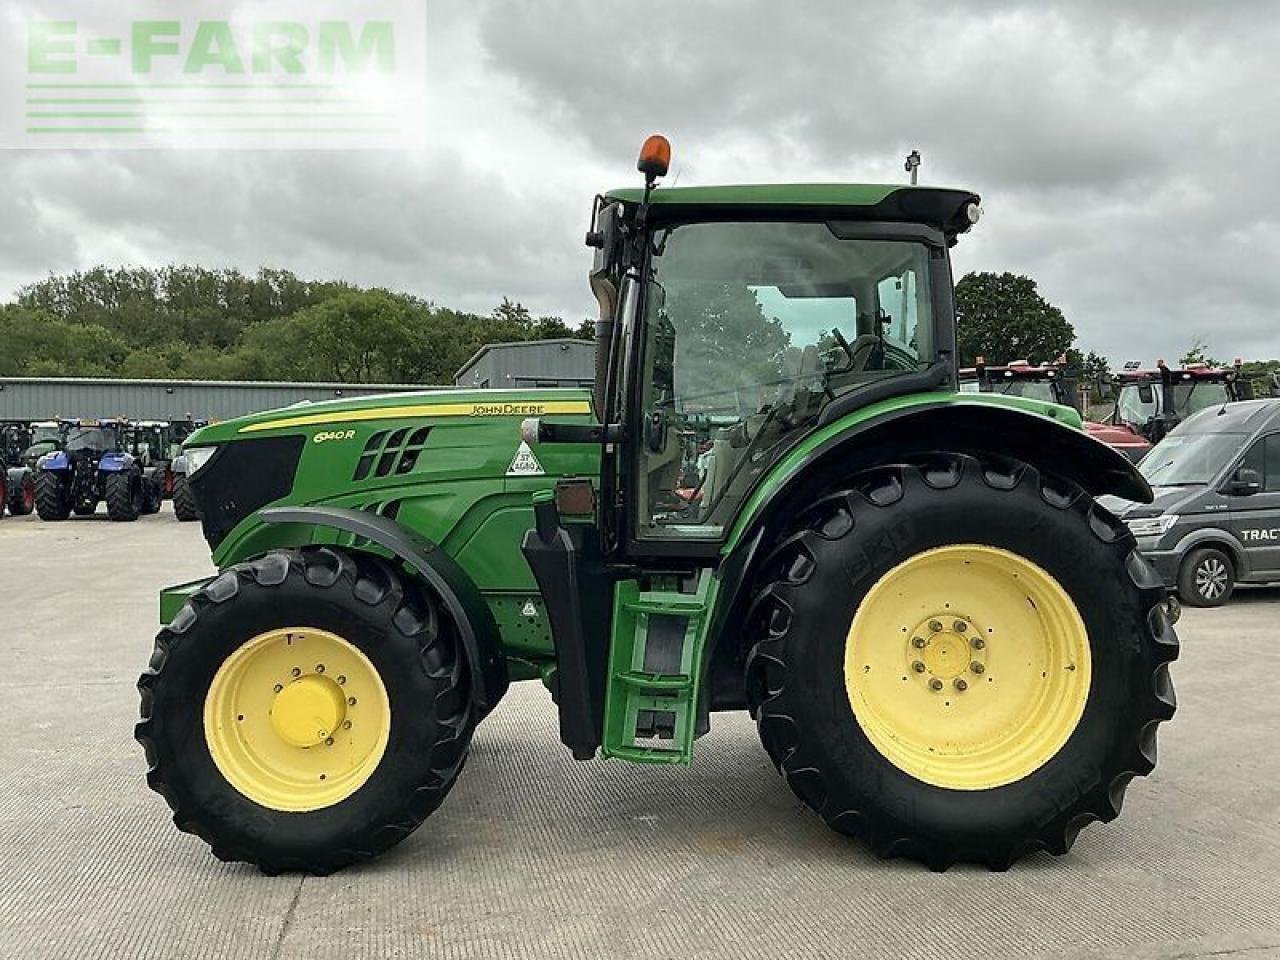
{"left": 190, "top": 435, "right": 306, "bottom": 550}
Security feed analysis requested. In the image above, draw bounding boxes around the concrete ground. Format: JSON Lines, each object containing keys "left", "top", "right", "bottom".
{"left": 1, "top": 508, "right": 1278, "bottom": 960}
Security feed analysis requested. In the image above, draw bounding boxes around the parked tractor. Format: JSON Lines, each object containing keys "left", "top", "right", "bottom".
{"left": 1104, "top": 360, "right": 1253, "bottom": 444}
{"left": 35, "top": 419, "right": 161, "bottom": 521}
{"left": 961, "top": 358, "right": 1151, "bottom": 461}
{"left": 138, "top": 137, "right": 1177, "bottom": 875}
{"left": 129, "top": 420, "right": 178, "bottom": 501}
{"left": 0, "top": 421, "right": 40, "bottom": 516}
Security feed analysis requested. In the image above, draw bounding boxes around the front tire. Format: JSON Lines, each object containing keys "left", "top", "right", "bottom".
{"left": 172, "top": 474, "right": 199, "bottom": 521}
{"left": 136, "top": 548, "right": 475, "bottom": 874}
{"left": 1177, "top": 547, "right": 1234, "bottom": 607}
{"left": 34, "top": 472, "right": 71, "bottom": 521}
{"left": 745, "top": 453, "right": 1178, "bottom": 870}
{"left": 105, "top": 472, "right": 141, "bottom": 521}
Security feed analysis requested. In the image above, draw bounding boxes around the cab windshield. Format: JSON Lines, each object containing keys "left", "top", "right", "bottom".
{"left": 65, "top": 428, "right": 116, "bottom": 452}
{"left": 635, "top": 219, "right": 937, "bottom": 538}
{"left": 1140, "top": 432, "right": 1243, "bottom": 487}
{"left": 1117, "top": 380, "right": 1232, "bottom": 425}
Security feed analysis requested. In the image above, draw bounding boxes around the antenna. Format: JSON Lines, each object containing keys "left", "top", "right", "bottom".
{"left": 904, "top": 150, "right": 921, "bottom": 185}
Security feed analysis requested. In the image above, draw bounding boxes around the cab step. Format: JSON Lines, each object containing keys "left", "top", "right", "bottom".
{"left": 602, "top": 569, "right": 716, "bottom": 764}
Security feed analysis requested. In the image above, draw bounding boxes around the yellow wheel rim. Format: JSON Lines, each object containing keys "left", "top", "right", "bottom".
{"left": 844, "top": 544, "right": 1090, "bottom": 791}
{"left": 203, "top": 627, "right": 391, "bottom": 812}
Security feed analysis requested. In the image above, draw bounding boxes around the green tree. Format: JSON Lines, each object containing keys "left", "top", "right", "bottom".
{"left": 1179, "top": 338, "right": 1221, "bottom": 368}
{"left": 955, "top": 272, "right": 1075, "bottom": 366}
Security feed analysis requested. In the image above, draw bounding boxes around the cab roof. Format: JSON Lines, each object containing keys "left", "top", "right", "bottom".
{"left": 605, "top": 183, "right": 981, "bottom": 237}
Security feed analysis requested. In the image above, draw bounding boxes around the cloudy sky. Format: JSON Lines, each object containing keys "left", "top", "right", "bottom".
{"left": 1, "top": 0, "right": 1278, "bottom": 364}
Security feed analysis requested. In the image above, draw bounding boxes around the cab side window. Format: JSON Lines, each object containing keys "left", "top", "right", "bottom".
{"left": 1265, "top": 435, "right": 1280, "bottom": 492}
{"left": 1239, "top": 434, "right": 1280, "bottom": 491}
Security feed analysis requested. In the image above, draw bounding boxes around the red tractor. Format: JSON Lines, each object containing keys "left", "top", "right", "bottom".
{"left": 959, "top": 358, "right": 1152, "bottom": 462}
{"left": 1103, "top": 360, "right": 1254, "bottom": 445}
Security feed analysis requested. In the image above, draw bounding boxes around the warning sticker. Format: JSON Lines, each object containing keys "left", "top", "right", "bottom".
{"left": 506, "top": 441, "right": 545, "bottom": 477}
{"left": 521, "top": 599, "right": 538, "bottom": 617}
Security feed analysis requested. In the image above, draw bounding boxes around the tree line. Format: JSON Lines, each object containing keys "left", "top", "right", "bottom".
{"left": 0, "top": 266, "right": 591, "bottom": 384}
{"left": 0, "top": 264, "right": 1273, "bottom": 388}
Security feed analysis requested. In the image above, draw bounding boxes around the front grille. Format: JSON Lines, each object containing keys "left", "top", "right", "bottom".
{"left": 190, "top": 436, "right": 305, "bottom": 551}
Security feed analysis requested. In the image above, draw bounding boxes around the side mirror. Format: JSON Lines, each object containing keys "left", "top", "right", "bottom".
{"left": 1228, "top": 467, "right": 1262, "bottom": 496}
{"left": 1137, "top": 382, "right": 1155, "bottom": 404}
{"left": 1094, "top": 376, "right": 1114, "bottom": 401}
{"left": 1236, "top": 379, "right": 1255, "bottom": 401}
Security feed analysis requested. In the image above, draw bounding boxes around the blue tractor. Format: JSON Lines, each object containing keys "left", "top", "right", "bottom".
{"left": 34, "top": 419, "right": 162, "bottom": 522}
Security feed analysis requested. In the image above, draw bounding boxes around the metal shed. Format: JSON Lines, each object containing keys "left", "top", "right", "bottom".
{"left": 0, "top": 377, "right": 439, "bottom": 422}
{"left": 454, "top": 339, "right": 595, "bottom": 389}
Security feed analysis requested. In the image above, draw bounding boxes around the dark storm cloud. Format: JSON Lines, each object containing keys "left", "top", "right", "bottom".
{"left": 2, "top": 0, "right": 1277, "bottom": 363}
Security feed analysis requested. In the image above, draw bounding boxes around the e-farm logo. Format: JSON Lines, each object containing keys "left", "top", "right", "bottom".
{"left": 5, "top": 1, "right": 427, "bottom": 149}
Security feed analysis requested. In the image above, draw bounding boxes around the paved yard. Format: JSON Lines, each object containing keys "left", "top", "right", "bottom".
{"left": 1, "top": 509, "right": 1277, "bottom": 959}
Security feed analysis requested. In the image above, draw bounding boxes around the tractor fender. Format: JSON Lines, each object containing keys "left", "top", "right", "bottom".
{"left": 700, "top": 400, "right": 1153, "bottom": 714}
{"left": 726, "top": 399, "right": 1151, "bottom": 557}
{"left": 39, "top": 451, "right": 70, "bottom": 471}
{"left": 98, "top": 452, "right": 135, "bottom": 473}
{"left": 258, "top": 505, "right": 509, "bottom": 715}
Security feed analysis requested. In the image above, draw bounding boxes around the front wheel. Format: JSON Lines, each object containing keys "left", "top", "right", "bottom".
{"left": 105, "top": 471, "right": 141, "bottom": 521}
{"left": 34, "top": 472, "right": 71, "bottom": 521}
{"left": 172, "top": 474, "right": 199, "bottom": 521}
{"left": 745, "top": 453, "right": 1178, "bottom": 870}
{"left": 136, "top": 548, "right": 475, "bottom": 874}
{"left": 1177, "top": 547, "right": 1234, "bottom": 607}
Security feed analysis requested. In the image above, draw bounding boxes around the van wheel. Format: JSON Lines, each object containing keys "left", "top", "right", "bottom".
{"left": 1178, "top": 547, "right": 1234, "bottom": 607}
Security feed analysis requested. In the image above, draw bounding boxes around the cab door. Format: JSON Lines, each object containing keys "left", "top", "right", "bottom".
{"left": 1227, "top": 433, "right": 1280, "bottom": 577}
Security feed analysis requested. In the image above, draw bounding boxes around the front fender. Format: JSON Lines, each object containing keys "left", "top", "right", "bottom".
{"left": 257, "top": 506, "right": 509, "bottom": 715}
{"left": 98, "top": 452, "right": 134, "bottom": 473}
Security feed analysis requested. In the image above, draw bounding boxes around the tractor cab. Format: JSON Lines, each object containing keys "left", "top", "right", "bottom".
{"left": 1106, "top": 360, "right": 1252, "bottom": 443}
{"left": 563, "top": 145, "right": 979, "bottom": 556}
{"left": 19, "top": 420, "right": 67, "bottom": 469}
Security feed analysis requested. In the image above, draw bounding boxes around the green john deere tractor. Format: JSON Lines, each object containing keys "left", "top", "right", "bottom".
{"left": 137, "top": 136, "right": 1178, "bottom": 874}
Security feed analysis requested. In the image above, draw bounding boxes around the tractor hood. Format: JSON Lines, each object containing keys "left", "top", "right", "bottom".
{"left": 185, "top": 387, "right": 594, "bottom": 447}
{"left": 181, "top": 386, "right": 598, "bottom": 563}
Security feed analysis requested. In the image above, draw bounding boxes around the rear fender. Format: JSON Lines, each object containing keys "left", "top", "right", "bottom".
{"left": 258, "top": 506, "right": 509, "bottom": 715}
{"left": 39, "top": 451, "right": 70, "bottom": 472}
{"left": 701, "top": 399, "right": 1153, "bottom": 712}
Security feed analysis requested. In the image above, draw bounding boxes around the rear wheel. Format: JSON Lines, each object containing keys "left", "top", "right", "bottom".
{"left": 172, "top": 474, "right": 199, "bottom": 521}
{"left": 745, "top": 453, "right": 1178, "bottom": 870}
{"left": 136, "top": 548, "right": 475, "bottom": 874}
{"left": 34, "top": 472, "right": 71, "bottom": 521}
{"left": 105, "top": 472, "right": 141, "bottom": 521}
{"left": 1177, "top": 547, "right": 1234, "bottom": 607}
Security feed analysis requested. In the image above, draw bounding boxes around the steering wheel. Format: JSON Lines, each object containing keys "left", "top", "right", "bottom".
{"left": 831, "top": 330, "right": 882, "bottom": 372}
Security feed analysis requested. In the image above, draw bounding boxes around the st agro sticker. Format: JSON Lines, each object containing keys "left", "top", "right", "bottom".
{"left": 506, "top": 441, "right": 544, "bottom": 477}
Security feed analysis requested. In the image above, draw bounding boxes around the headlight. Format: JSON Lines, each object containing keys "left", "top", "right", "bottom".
{"left": 185, "top": 446, "right": 218, "bottom": 476}
{"left": 1124, "top": 514, "right": 1178, "bottom": 538}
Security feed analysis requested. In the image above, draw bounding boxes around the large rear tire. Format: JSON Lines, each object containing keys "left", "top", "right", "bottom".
{"left": 105, "top": 471, "right": 141, "bottom": 522}
{"left": 136, "top": 548, "right": 475, "bottom": 874}
{"left": 745, "top": 453, "right": 1178, "bottom": 870}
{"left": 34, "top": 472, "right": 71, "bottom": 521}
{"left": 172, "top": 474, "right": 199, "bottom": 521}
